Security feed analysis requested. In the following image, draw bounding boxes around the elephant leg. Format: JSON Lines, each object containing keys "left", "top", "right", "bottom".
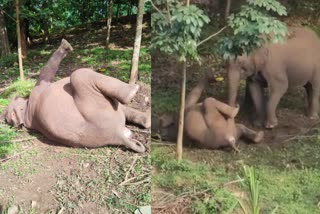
{"left": 248, "top": 80, "right": 265, "bottom": 127}
{"left": 242, "top": 80, "right": 254, "bottom": 115}
{"left": 121, "top": 128, "right": 146, "bottom": 153}
{"left": 304, "top": 82, "right": 317, "bottom": 118}
{"left": 235, "top": 124, "right": 264, "bottom": 143}
{"left": 185, "top": 77, "right": 206, "bottom": 109}
{"left": 203, "top": 98, "right": 238, "bottom": 149}
{"left": 36, "top": 39, "right": 73, "bottom": 85}
{"left": 308, "top": 83, "right": 320, "bottom": 120}
{"left": 203, "top": 97, "right": 239, "bottom": 119}
{"left": 70, "top": 69, "right": 139, "bottom": 104}
{"left": 121, "top": 105, "right": 151, "bottom": 128}
{"left": 304, "top": 82, "right": 313, "bottom": 111}
{"left": 203, "top": 98, "right": 227, "bottom": 128}
{"left": 265, "top": 83, "right": 288, "bottom": 129}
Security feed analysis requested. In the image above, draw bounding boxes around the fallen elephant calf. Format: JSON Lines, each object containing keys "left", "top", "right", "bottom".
{"left": 0, "top": 39, "right": 150, "bottom": 153}
{"left": 153, "top": 74, "right": 264, "bottom": 151}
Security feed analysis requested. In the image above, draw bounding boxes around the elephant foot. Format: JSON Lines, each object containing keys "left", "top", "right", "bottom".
{"left": 142, "top": 109, "right": 151, "bottom": 129}
{"left": 226, "top": 136, "right": 240, "bottom": 152}
{"left": 60, "top": 39, "right": 73, "bottom": 52}
{"left": 308, "top": 113, "right": 319, "bottom": 120}
{"left": 264, "top": 119, "right": 278, "bottom": 129}
{"left": 253, "top": 131, "right": 264, "bottom": 143}
{"left": 123, "top": 128, "right": 146, "bottom": 153}
{"left": 122, "top": 84, "right": 140, "bottom": 104}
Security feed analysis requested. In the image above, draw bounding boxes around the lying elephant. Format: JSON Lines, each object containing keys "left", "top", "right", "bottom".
{"left": 227, "top": 27, "right": 320, "bottom": 128}
{"left": 153, "top": 75, "right": 264, "bottom": 151}
{"left": 0, "top": 39, "right": 150, "bottom": 153}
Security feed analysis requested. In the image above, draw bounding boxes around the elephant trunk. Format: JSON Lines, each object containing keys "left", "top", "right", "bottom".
{"left": 227, "top": 69, "right": 241, "bottom": 107}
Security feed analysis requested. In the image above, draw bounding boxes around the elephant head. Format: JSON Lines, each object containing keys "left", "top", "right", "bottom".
{"left": 151, "top": 113, "right": 177, "bottom": 141}
{"left": 1, "top": 97, "right": 28, "bottom": 127}
{"left": 227, "top": 48, "right": 269, "bottom": 107}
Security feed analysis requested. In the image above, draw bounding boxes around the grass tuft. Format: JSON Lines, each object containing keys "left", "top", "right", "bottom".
{"left": 240, "top": 165, "right": 260, "bottom": 214}
{"left": 1, "top": 79, "right": 35, "bottom": 99}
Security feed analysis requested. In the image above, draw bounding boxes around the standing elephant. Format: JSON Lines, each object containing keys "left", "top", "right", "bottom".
{"left": 153, "top": 75, "right": 264, "bottom": 151}
{"left": 1, "top": 39, "right": 150, "bottom": 153}
{"left": 227, "top": 27, "right": 320, "bottom": 128}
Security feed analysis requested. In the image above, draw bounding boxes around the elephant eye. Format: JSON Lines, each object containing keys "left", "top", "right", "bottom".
{"left": 12, "top": 112, "right": 16, "bottom": 117}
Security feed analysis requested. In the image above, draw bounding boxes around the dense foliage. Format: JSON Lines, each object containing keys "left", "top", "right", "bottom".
{"left": 219, "top": 0, "right": 288, "bottom": 59}
{"left": 0, "top": 0, "right": 150, "bottom": 46}
{"left": 151, "top": 0, "right": 210, "bottom": 62}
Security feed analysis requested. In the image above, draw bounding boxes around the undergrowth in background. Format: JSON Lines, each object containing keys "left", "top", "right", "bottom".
{"left": 151, "top": 89, "right": 180, "bottom": 115}
{"left": 0, "top": 47, "right": 151, "bottom": 85}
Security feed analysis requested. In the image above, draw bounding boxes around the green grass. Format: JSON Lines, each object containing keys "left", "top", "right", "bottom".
{"left": 1, "top": 79, "right": 36, "bottom": 99}
{"left": 151, "top": 90, "right": 180, "bottom": 115}
{"left": 152, "top": 146, "right": 238, "bottom": 213}
{"left": 152, "top": 130, "right": 320, "bottom": 213}
{"left": 0, "top": 79, "right": 35, "bottom": 159}
{"left": 52, "top": 148, "right": 151, "bottom": 212}
{"left": 241, "top": 165, "right": 260, "bottom": 214}
{"left": 75, "top": 47, "right": 151, "bottom": 84}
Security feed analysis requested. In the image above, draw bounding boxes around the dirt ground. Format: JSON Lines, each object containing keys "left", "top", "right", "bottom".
{"left": 0, "top": 21, "right": 151, "bottom": 213}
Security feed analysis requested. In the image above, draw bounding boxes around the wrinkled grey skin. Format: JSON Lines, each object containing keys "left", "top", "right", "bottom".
{"left": 153, "top": 76, "right": 264, "bottom": 151}
{"left": 228, "top": 27, "right": 320, "bottom": 128}
{"left": 0, "top": 39, "right": 150, "bottom": 153}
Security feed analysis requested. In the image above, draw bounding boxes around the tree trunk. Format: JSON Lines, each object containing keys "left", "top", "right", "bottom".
{"left": 176, "top": 62, "right": 186, "bottom": 162}
{"left": 16, "top": 0, "right": 24, "bottom": 81}
{"left": 225, "top": 0, "right": 231, "bottom": 20}
{"left": 127, "top": 2, "right": 131, "bottom": 16}
{"left": 0, "top": 9, "right": 10, "bottom": 57}
{"left": 129, "top": 0, "right": 144, "bottom": 84}
{"left": 116, "top": 3, "right": 120, "bottom": 18}
{"left": 42, "top": 20, "right": 49, "bottom": 43}
{"left": 106, "top": 0, "right": 113, "bottom": 48}
{"left": 21, "top": 19, "right": 27, "bottom": 58}
{"left": 42, "top": 0, "right": 49, "bottom": 43}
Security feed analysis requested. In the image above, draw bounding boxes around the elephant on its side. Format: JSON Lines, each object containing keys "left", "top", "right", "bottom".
{"left": 0, "top": 39, "right": 150, "bottom": 153}
{"left": 227, "top": 27, "right": 320, "bottom": 128}
{"left": 153, "top": 75, "right": 264, "bottom": 151}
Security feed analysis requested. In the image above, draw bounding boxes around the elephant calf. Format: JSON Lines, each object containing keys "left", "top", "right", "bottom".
{"left": 1, "top": 39, "right": 150, "bottom": 153}
{"left": 154, "top": 76, "right": 264, "bottom": 151}
{"left": 228, "top": 27, "right": 320, "bottom": 128}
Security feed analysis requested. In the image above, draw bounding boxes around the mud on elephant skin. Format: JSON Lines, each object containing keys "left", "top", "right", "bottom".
{"left": 153, "top": 75, "right": 264, "bottom": 151}
{"left": 227, "top": 27, "right": 320, "bottom": 129}
{"left": 0, "top": 39, "right": 151, "bottom": 153}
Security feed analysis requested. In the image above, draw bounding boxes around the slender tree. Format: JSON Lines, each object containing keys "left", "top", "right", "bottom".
{"left": 106, "top": 0, "right": 113, "bottom": 48}
{"left": 0, "top": 8, "right": 10, "bottom": 57}
{"left": 225, "top": 0, "right": 231, "bottom": 20}
{"left": 176, "top": 0, "right": 190, "bottom": 161}
{"left": 21, "top": 19, "right": 27, "bottom": 58}
{"left": 16, "top": 0, "right": 25, "bottom": 81}
{"left": 129, "top": 0, "right": 144, "bottom": 84}
{"left": 42, "top": 0, "right": 49, "bottom": 43}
